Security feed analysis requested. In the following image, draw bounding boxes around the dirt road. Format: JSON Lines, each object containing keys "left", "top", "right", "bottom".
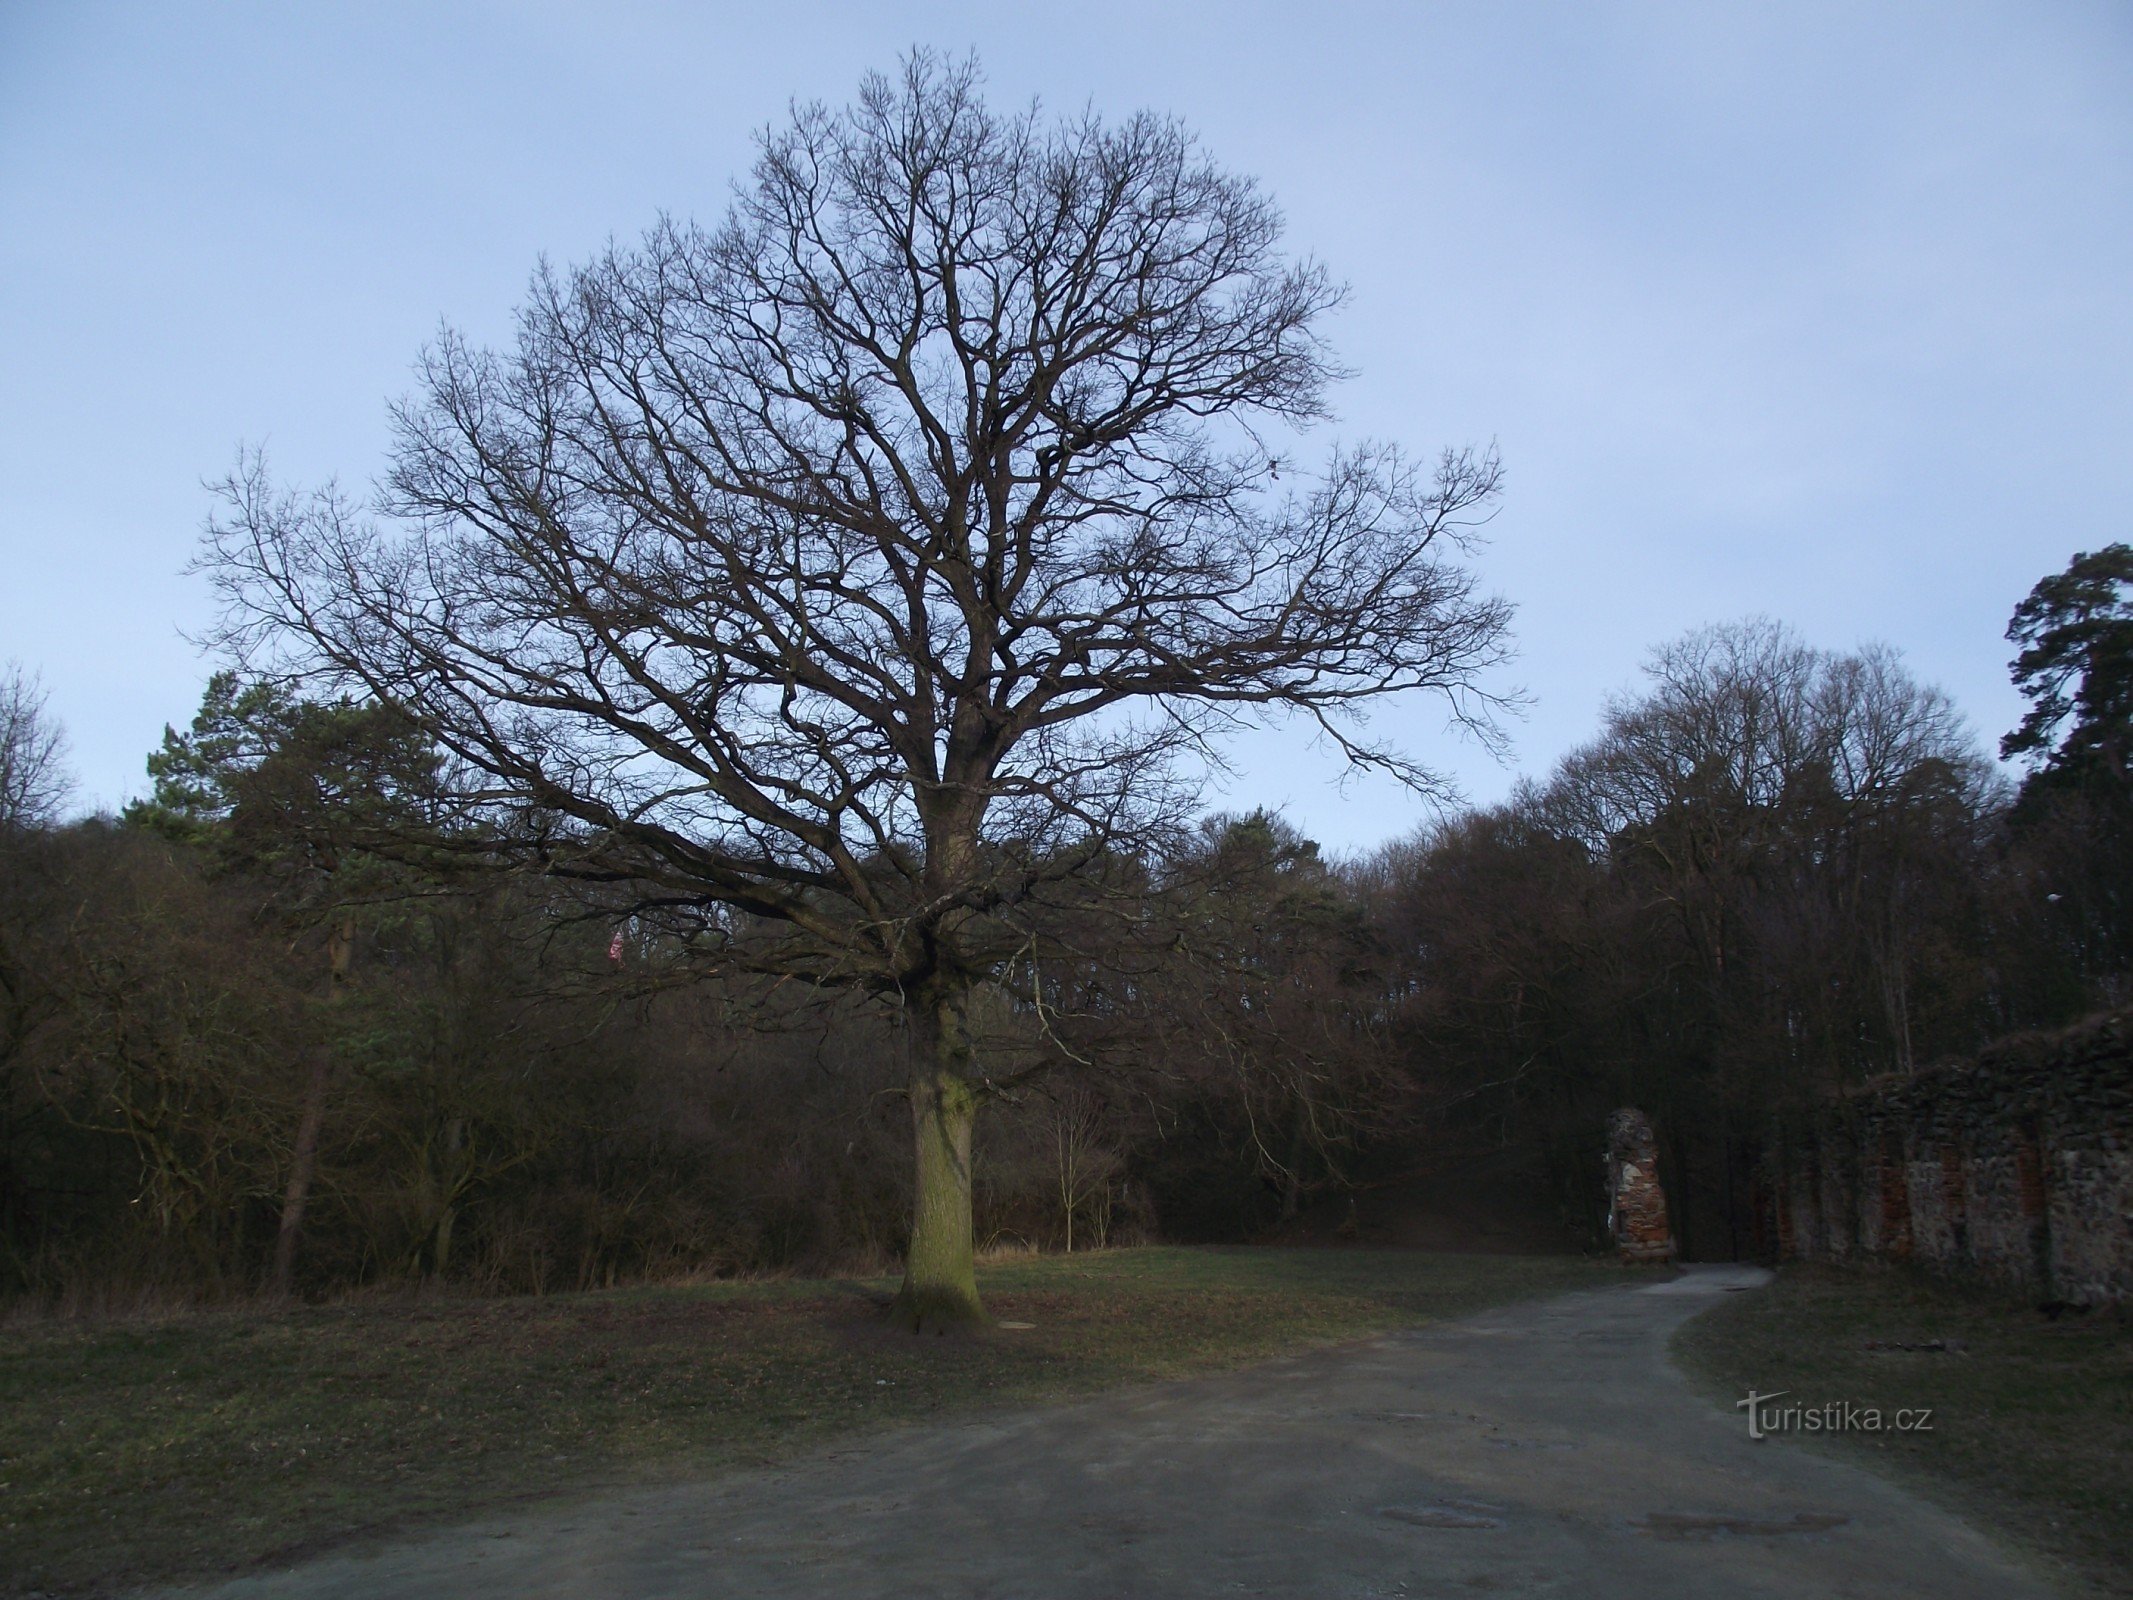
{"left": 165, "top": 1265, "right": 2052, "bottom": 1598}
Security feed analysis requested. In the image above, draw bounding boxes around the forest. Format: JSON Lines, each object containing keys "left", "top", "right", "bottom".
{"left": 4, "top": 548, "right": 2127, "bottom": 1303}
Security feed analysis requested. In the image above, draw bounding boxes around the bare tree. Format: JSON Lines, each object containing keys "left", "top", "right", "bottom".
{"left": 0, "top": 664, "right": 71, "bottom": 832}
{"left": 200, "top": 53, "right": 1511, "bottom": 1328}
{"left": 1045, "top": 1081, "right": 1123, "bottom": 1253}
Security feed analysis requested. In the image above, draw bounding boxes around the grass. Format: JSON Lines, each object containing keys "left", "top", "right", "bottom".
{"left": 1672, "top": 1262, "right": 2133, "bottom": 1598}
{"left": 0, "top": 1246, "right": 1611, "bottom": 1596}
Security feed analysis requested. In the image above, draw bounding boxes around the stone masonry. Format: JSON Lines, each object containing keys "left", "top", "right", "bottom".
{"left": 1606, "top": 1107, "right": 1677, "bottom": 1263}
{"left": 1762, "top": 1011, "right": 2133, "bottom": 1304}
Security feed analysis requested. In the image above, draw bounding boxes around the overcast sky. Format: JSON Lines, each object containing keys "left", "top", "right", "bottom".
{"left": 2, "top": 1, "right": 2128, "bottom": 849}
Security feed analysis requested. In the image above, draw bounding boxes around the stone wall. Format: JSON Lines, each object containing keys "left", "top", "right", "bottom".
{"left": 1761, "top": 1012, "right": 2133, "bottom": 1304}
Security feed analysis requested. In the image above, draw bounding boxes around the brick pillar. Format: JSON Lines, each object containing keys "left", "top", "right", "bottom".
{"left": 2015, "top": 1123, "right": 2054, "bottom": 1297}
{"left": 1801, "top": 1134, "right": 1827, "bottom": 1258}
{"left": 1877, "top": 1128, "right": 1914, "bottom": 1260}
{"left": 1939, "top": 1140, "right": 1968, "bottom": 1263}
{"left": 1606, "top": 1108, "right": 1677, "bottom": 1263}
{"left": 1774, "top": 1167, "right": 1797, "bottom": 1260}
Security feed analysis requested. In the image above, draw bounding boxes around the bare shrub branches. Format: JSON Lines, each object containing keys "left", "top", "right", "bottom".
{"left": 0, "top": 664, "right": 71, "bottom": 832}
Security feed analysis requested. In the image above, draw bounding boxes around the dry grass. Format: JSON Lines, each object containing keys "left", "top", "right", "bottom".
{"left": 0, "top": 1245, "right": 1610, "bottom": 1596}
{"left": 1673, "top": 1262, "right": 2133, "bottom": 1598}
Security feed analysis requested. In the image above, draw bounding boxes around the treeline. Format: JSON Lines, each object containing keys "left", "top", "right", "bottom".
{"left": 0, "top": 665, "right": 1404, "bottom": 1297}
{"left": 0, "top": 736, "right": 1399, "bottom": 1300}
{"left": 1375, "top": 616, "right": 2126, "bottom": 1258}
{"left": 1, "top": 549, "right": 2127, "bottom": 1299}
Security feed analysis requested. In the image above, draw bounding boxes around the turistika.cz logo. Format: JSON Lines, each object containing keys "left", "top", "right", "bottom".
{"left": 1735, "top": 1390, "right": 1935, "bottom": 1440}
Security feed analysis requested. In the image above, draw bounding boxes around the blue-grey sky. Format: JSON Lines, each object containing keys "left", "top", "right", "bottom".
{"left": 3, "top": 1, "right": 2128, "bottom": 849}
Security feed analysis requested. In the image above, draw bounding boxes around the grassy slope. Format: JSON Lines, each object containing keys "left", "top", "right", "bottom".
{"left": 1672, "top": 1263, "right": 2133, "bottom": 1598}
{"left": 1, "top": 1247, "right": 1609, "bottom": 1597}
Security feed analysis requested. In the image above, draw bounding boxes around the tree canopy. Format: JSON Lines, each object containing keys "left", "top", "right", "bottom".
{"left": 2003, "top": 542, "right": 2133, "bottom": 792}
{"left": 129, "top": 669, "right": 443, "bottom": 874}
{"left": 0, "top": 663, "right": 70, "bottom": 833}
{"left": 198, "top": 53, "right": 1513, "bottom": 1328}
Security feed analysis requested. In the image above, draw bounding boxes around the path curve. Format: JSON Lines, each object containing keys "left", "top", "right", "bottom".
{"left": 165, "top": 1265, "right": 2052, "bottom": 1599}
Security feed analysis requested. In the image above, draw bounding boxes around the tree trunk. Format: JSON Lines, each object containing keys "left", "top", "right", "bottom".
{"left": 1276, "top": 1108, "right": 1309, "bottom": 1224}
{"left": 429, "top": 1117, "right": 466, "bottom": 1281}
{"left": 269, "top": 1048, "right": 332, "bottom": 1295}
{"left": 433, "top": 1202, "right": 457, "bottom": 1280}
{"left": 270, "top": 915, "right": 352, "bottom": 1296}
{"left": 888, "top": 987, "right": 988, "bottom": 1333}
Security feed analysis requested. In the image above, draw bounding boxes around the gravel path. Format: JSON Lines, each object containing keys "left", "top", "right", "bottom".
{"left": 163, "top": 1264, "right": 2054, "bottom": 1599}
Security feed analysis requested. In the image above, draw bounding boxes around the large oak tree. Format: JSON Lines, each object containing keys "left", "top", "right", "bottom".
{"left": 203, "top": 54, "right": 1511, "bottom": 1328}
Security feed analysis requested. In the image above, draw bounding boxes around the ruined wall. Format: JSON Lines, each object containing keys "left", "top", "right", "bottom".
{"left": 1606, "top": 1107, "right": 1676, "bottom": 1263}
{"left": 1763, "top": 1012, "right": 2133, "bottom": 1304}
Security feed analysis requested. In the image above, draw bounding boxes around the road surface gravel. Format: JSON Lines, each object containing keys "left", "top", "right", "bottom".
{"left": 161, "top": 1263, "right": 2054, "bottom": 1599}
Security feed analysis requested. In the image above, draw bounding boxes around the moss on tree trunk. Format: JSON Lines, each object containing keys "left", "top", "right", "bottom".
{"left": 888, "top": 988, "right": 989, "bottom": 1333}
